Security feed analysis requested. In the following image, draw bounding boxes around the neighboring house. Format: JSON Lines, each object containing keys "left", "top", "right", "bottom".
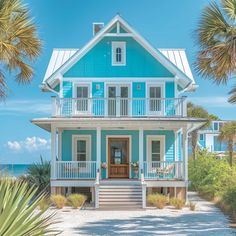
{"left": 198, "top": 120, "right": 229, "bottom": 153}
{"left": 32, "top": 15, "right": 205, "bottom": 209}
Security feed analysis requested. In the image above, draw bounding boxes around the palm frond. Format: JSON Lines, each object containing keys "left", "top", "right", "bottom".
{"left": 228, "top": 84, "right": 236, "bottom": 103}
{"left": 222, "top": 0, "right": 236, "bottom": 20}
{"left": 0, "top": 0, "right": 42, "bottom": 97}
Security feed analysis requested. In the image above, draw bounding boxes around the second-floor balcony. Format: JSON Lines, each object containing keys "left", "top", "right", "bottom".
{"left": 52, "top": 96, "right": 187, "bottom": 118}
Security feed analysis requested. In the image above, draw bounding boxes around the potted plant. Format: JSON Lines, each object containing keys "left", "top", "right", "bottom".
{"left": 130, "top": 161, "right": 139, "bottom": 178}
{"left": 101, "top": 162, "right": 107, "bottom": 169}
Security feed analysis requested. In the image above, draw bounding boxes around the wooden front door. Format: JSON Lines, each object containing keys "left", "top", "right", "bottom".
{"left": 108, "top": 138, "right": 129, "bottom": 178}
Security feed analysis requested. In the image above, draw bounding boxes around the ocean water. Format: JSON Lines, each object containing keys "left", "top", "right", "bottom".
{"left": 0, "top": 164, "right": 32, "bottom": 177}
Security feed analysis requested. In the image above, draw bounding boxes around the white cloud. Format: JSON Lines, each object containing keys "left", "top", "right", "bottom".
{"left": 7, "top": 136, "right": 51, "bottom": 152}
{"left": 0, "top": 99, "right": 51, "bottom": 115}
{"left": 189, "top": 96, "right": 234, "bottom": 108}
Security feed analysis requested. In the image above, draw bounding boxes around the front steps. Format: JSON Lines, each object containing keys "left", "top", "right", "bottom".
{"left": 98, "top": 180, "right": 143, "bottom": 209}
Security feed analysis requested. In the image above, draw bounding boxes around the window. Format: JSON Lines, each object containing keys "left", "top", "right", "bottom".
{"left": 112, "top": 42, "right": 126, "bottom": 66}
{"left": 199, "top": 134, "right": 204, "bottom": 141}
{"left": 73, "top": 136, "right": 90, "bottom": 162}
{"left": 151, "top": 140, "right": 161, "bottom": 162}
{"left": 213, "top": 122, "right": 219, "bottom": 131}
{"left": 76, "top": 85, "right": 89, "bottom": 113}
{"left": 147, "top": 136, "right": 165, "bottom": 162}
{"left": 149, "top": 86, "right": 162, "bottom": 112}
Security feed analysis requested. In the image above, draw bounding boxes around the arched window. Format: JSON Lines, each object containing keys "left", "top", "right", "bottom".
{"left": 112, "top": 42, "right": 126, "bottom": 66}
{"left": 116, "top": 47, "right": 122, "bottom": 62}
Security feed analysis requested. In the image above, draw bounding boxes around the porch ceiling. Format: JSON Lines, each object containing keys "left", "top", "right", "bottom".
{"left": 31, "top": 117, "right": 206, "bottom": 132}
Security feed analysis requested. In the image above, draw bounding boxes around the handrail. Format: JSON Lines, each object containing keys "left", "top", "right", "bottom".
{"left": 52, "top": 96, "right": 187, "bottom": 117}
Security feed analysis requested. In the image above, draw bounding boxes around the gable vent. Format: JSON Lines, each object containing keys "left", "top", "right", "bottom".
{"left": 93, "top": 22, "right": 104, "bottom": 36}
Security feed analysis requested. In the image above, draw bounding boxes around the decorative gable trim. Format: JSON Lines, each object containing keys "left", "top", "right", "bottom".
{"left": 42, "top": 15, "right": 196, "bottom": 91}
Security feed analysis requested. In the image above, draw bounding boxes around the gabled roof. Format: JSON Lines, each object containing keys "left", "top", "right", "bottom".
{"left": 42, "top": 15, "right": 197, "bottom": 91}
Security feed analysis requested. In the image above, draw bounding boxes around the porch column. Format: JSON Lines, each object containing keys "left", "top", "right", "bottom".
{"left": 182, "top": 129, "right": 188, "bottom": 182}
{"left": 51, "top": 125, "right": 57, "bottom": 180}
{"left": 96, "top": 127, "right": 101, "bottom": 173}
{"left": 139, "top": 128, "right": 144, "bottom": 177}
{"left": 182, "top": 128, "right": 188, "bottom": 201}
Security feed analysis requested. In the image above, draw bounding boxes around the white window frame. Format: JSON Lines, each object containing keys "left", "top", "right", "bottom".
{"left": 73, "top": 83, "right": 91, "bottom": 115}
{"left": 72, "top": 135, "right": 91, "bottom": 162}
{"left": 147, "top": 135, "right": 165, "bottom": 162}
{"left": 147, "top": 83, "right": 165, "bottom": 116}
{"left": 112, "top": 41, "right": 126, "bottom": 66}
{"left": 105, "top": 83, "right": 131, "bottom": 116}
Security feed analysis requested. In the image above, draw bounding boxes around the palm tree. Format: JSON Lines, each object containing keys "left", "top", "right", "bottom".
{"left": 187, "top": 102, "right": 213, "bottom": 160}
{"left": 195, "top": 0, "right": 236, "bottom": 103}
{"left": 218, "top": 121, "right": 236, "bottom": 166}
{"left": 20, "top": 156, "right": 50, "bottom": 195}
{"left": 0, "top": 0, "right": 42, "bottom": 98}
{"left": 0, "top": 178, "right": 58, "bottom": 236}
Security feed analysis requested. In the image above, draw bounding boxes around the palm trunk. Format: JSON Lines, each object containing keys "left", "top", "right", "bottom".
{"left": 228, "top": 140, "right": 233, "bottom": 166}
{"left": 191, "top": 130, "right": 198, "bottom": 160}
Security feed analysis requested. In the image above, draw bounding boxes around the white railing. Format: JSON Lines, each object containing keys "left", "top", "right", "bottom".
{"left": 143, "top": 161, "right": 184, "bottom": 180}
{"left": 52, "top": 96, "right": 187, "bottom": 117}
{"left": 56, "top": 161, "right": 96, "bottom": 179}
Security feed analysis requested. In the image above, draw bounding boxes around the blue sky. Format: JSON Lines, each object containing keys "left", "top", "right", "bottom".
{"left": 0, "top": 0, "right": 235, "bottom": 164}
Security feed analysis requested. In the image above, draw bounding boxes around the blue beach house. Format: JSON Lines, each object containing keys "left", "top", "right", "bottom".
{"left": 32, "top": 15, "right": 205, "bottom": 208}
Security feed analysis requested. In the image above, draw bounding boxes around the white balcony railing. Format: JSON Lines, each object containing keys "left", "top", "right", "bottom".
{"left": 143, "top": 161, "right": 184, "bottom": 180}
{"left": 56, "top": 161, "right": 96, "bottom": 179}
{"left": 52, "top": 97, "right": 187, "bottom": 118}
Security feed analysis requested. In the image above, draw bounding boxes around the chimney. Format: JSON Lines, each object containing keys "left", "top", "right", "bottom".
{"left": 93, "top": 22, "right": 104, "bottom": 36}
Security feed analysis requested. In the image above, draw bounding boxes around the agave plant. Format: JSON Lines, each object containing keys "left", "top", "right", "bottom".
{"left": 21, "top": 156, "right": 50, "bottom": 195}
{"left": 0, "top": 178, "right": 58, "bottom": 236}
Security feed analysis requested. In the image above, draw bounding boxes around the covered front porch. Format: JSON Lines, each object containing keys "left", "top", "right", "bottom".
{"left": 31, "top": 118, "right": 205, "bottom": 182}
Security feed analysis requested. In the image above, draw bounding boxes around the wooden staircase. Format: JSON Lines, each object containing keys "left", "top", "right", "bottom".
{"left": 98, "top": 180, "right": 143, "bottom": 209}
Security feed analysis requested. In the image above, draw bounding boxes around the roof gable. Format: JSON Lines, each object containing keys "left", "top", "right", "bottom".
{"left": 43, "top": 15, "right": 196, "bottom": 90}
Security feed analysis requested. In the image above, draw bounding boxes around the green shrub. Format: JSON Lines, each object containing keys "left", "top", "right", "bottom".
{"left": 67, "top": 194, "right": 87, "bottom": 208}
{"left": 51, "top": 194, "right": 66, "bottom": 209}
{"left": 38, "top": 197, "right": 50, "bottom": 211}
{"left": 147, "top": 193, "right": 168, "bottom": 209}
{"left": 170, "top": 198, "right": 185, "bottom": 209}
{"left": 223, "top": 187, "right": 236, "bottom": 212}
{"left": 188, "top": 150, "right": 236, "bottom": 198}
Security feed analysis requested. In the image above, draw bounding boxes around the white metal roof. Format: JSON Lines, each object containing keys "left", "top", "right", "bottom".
{"left": 43, "top": 49, "right": 78, "bottom": 83}
{"left": 159, "top": 49, "right": 194, "bottom": 80}
{"left": 43, "top": 48, "right": 193, "bottom": 82}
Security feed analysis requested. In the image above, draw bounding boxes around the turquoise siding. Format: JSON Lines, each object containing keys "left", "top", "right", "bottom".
{"left": 62, "top": 81, "right": 73, "bottom": 115}
{"left": 63, "top": 37, "right": 174, "bottom": 78}
{"left": 213, "top": 136, "right": 227, "bottom": 152}
{"left": 165, "top": 82, "right": 175, "bottom": 116}
{"left": 61, "top": 129, "right": 177, "bottom": 179}
{"left": 101, "top": 130, "right": 139, "bottom": 179}
{"left": 63, "top": 81, "right": 72, "bottom": 98}
{"left": 92, "top": 82, "right": 104, "bottom": 116}
{"left": 61, "top": 130, "right": 97, "bottom": 161}
{"left": 143, "top": 130, "right": 175, "bottom": 162}
{"left": 132, "top": 82, "right": 145, "bottom": 116}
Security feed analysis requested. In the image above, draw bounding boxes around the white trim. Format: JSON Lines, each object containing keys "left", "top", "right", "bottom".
{"left": 72, "top": 135, "right": 91, "bottom": 161}
{"left": 146, "top": 135, "right": 166, "bottom": 162}
{"left": 111, "top": 41, "right": 126, "bottom": 66}
{"left": 105, "top": 135, "right": 132, "bottom": 179}
{"left": 63, "top": 77, "right": 175, "bottom": 82}
{"left": 43, "top": 15, "right": 194, "bottom": 88}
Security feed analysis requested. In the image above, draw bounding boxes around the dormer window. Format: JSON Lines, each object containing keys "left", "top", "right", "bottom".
{"left": 112, "top": 42, "right": 126, "bottom": 66}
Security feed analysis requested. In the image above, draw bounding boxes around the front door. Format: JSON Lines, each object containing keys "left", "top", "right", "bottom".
{"left": 108, "top": 138, "right": 129, "bottom": 178}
